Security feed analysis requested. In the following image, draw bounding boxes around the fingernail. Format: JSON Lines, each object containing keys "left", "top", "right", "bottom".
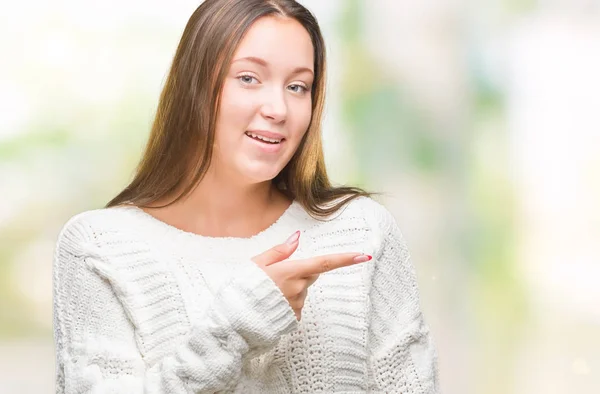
{"left": 286, "top": 231, "right": 300, "bottom": 245}
{"left": 353, "top": 254, "right": 372, "bottom": 263}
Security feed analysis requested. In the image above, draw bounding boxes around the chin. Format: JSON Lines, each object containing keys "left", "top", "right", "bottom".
{"left": 239, "top": 165, "right": 284, "bottom": 184}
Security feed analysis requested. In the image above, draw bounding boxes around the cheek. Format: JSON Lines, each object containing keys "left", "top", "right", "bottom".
{"left": 217, "top": 82, "right": 257, "bottom": 133}
{"left": 290, "top": 101, "right": 313, "bottom": 141}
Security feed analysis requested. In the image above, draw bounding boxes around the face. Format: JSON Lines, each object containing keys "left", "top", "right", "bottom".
{"left": 212, "top": 15, "right": 315, "bottom": 184}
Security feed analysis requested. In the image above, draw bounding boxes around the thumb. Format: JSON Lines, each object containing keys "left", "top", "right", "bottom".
{"left": 252, "top": 231, "right": 300, "bottom": 267}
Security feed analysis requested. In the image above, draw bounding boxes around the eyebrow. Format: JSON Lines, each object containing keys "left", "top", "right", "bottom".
{"left": 232, "top": 56, "right": 314, "bottom": 76}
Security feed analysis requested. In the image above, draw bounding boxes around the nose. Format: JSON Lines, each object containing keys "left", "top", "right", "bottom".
{"left": 260, "top": 87, "right": 287, "bottom": 123}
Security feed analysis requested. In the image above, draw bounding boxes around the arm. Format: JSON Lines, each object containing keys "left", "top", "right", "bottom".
{"left": 365, "top": 205, "right": 440, "bottom": 393}
{"left": 53, "top": 215, "right": 297, "bottom": 394}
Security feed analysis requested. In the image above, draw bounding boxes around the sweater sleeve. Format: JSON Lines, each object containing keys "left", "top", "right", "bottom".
{"left": 365, "top": 203, "right": 440, "bottom": 393}
{"left": 53, "top": 214, "right": 298, "bottom": 394}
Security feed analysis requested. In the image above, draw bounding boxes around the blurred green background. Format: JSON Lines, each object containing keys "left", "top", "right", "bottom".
{"left": 1, "top": 0, "right": 599, "bottom": 392}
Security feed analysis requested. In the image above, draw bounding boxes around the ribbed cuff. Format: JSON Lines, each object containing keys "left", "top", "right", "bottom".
{"left": 212, "top": 260, "right": 298, "bottom": 350}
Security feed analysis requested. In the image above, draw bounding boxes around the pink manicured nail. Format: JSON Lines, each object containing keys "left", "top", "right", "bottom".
{"left": 353, "top": 254, "right": 372, "bottom": 263}
{"left": 285, "top": 231, "right": 300, "bottom": 245}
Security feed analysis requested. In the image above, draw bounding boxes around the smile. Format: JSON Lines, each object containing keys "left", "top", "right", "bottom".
{"left": 244, "top": 131, "right": 286, "bottom": 153}
{"left": 245, "top": 131, "right": 284, "bottom": 144}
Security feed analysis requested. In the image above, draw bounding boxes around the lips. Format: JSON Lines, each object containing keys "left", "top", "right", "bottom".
{"left": 244, "top": 131, "right": 286, "bottom": 153}
{"left": 246, "top": 134, "right": 278, "bottom": 145}
{"left": 246, "top": 129, "right": 285, "bottom": 141}
{"left": 244, "top": 131, "right": 285, "bottom": 144}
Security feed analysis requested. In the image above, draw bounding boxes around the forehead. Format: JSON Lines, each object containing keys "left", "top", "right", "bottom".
{"left": 232, "top": 15, "right": 314, "bottom": 72}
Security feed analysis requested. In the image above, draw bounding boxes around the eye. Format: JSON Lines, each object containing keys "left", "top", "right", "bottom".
{"left": 288, "top": 84, "right": 309, "bottom": 94}
{"left": 238, "top": 74, "right": 259, "bottom": 85}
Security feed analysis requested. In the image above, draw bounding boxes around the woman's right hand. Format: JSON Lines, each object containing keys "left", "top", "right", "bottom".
{"left": 251, "top": 231, "right": 372, "bottom": 321}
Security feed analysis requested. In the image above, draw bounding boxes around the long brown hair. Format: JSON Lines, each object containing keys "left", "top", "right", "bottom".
{"left": 106, "top": 0, "right": 377, "bottom": 218}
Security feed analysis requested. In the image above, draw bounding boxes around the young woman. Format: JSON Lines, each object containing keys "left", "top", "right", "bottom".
{"left": 53, "top": 0, "right": 439, "bottom": 392}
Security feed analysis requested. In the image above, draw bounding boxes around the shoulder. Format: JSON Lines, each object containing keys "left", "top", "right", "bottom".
{"left": 54, "top": 206, "right": 139, "bottom": 251}
{"left": 330, "top": 196, "right": 406, "bottom": 255}
{"left": 335, "top": 196, "right": 399, "bottom": 231}
{"left": 345, "top": 195, "right": 395, "bottom": 221}
{"left": 53, "top": 206, "right": 150, "bottom": 283}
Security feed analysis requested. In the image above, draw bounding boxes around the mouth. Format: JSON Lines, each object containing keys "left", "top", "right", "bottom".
{"left": 244, "top": 131, "right": 285, "bottom": 145}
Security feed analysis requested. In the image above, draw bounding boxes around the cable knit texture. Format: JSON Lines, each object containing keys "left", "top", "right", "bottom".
{"left": 53, "top": 196, "right": 439, "bottom": 393}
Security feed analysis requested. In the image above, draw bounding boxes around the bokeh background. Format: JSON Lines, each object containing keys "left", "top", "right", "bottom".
{"left": 1, "top": 0, "right": 599, "bottom": 392}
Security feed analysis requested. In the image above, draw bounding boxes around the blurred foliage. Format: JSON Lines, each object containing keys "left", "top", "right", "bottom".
{"left": 337, "top": 0, "right": 441, "bottom": 184}
{"left": 337, "top": 1, "right": 529, "bottom": 393}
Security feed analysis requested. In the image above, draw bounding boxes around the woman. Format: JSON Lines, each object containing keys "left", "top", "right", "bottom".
{"left": 53, "top": 0, "right": 439, "bottom": 392}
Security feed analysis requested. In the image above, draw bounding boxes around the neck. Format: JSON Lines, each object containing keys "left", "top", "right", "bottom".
{"left": 187, "top": 173, "right": 279, "bottom": 220}
{"left": 148, "top": 166, "right": 290, "bottom": 238}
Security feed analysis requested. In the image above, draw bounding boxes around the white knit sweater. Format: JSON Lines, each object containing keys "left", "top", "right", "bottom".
{"left": 53, "top": 196, "right": 439, "bottom": 393}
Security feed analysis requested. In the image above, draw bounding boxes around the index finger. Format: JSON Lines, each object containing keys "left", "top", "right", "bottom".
{"left": 296, "top": 253, "right": 370, "bottom": 277}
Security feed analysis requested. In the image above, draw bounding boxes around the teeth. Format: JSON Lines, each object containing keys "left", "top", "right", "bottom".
{"left": 245, "top": 132, "right": 282, "bottom": 144}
